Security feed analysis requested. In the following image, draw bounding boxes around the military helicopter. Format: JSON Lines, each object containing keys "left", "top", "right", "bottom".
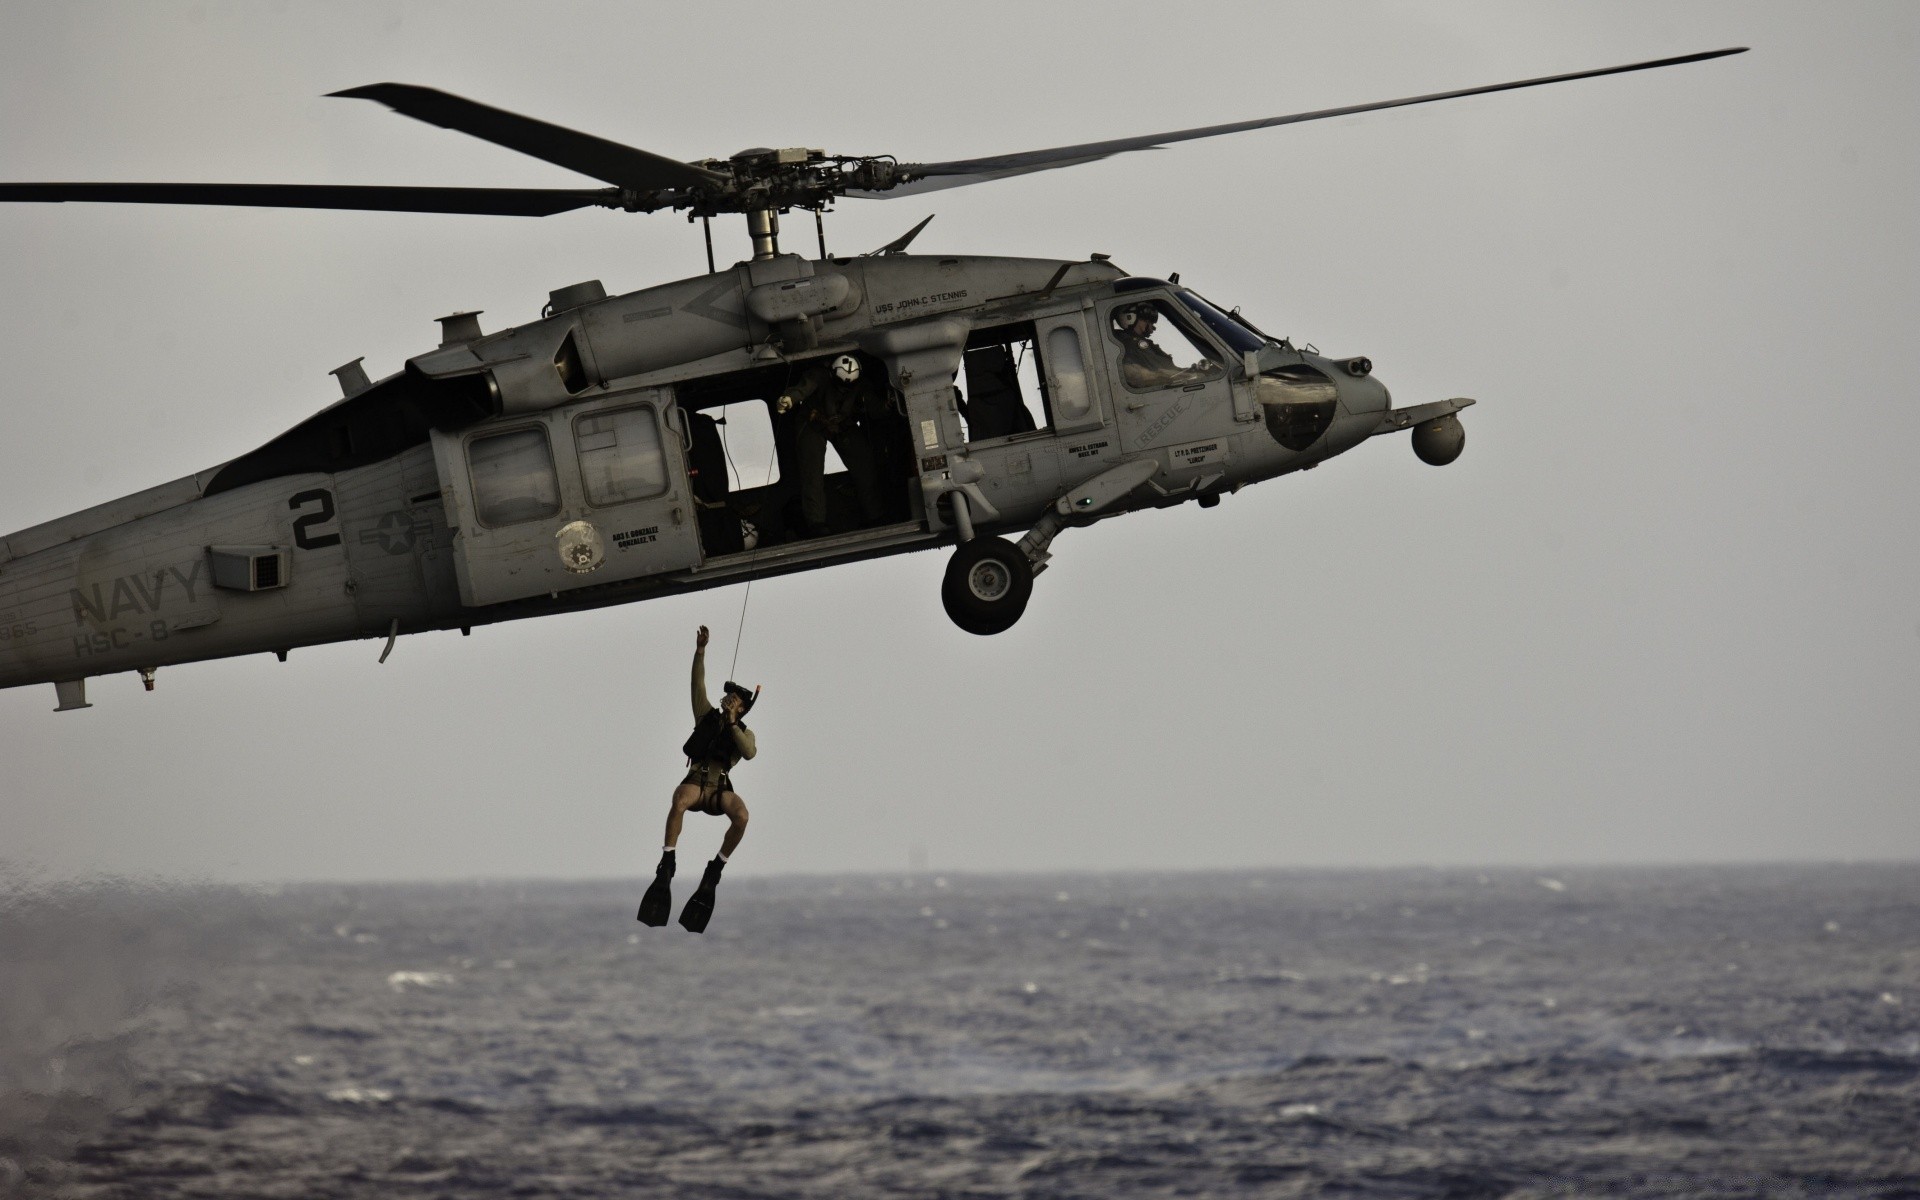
{"left": 0, "top": 48, "right": 1743, "bottom": 712}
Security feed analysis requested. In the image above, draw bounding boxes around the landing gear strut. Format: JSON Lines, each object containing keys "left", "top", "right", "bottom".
{"left": 933, "top": 458, "right": 1162, "bottom": 635}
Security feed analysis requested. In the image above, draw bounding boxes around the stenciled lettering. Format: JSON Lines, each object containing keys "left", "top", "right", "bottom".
{"left": 872, "top": 289, "right": 969, "bottom": 317}
{"left": 1135, "top": 397, "right": 1192, "bottom": 447}
{"left": 71, "top": 585, "right": 106, "bottom": 625}
{"left": 108, "top": 577, "right": 143, "bottom": 619}
{"left": 168, "top": 560, "right": 203, "bottom": 601}
{"left": 168, "top": 560, "right": 202, "bottom": 599}
{"left": 70, "top": 561, "right": 205, "bottom": 626}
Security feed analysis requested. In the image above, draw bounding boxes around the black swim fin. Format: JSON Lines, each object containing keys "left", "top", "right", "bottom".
{"left": 636, "top": 852, "right": 675, "bottom": 926}
{"left": 678, "top": 858, "right": 725, "bottom": 933}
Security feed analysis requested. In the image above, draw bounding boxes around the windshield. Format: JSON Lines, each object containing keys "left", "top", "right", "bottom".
{"left": 1176, "top": 291, "right": 1267, "bottom": 355}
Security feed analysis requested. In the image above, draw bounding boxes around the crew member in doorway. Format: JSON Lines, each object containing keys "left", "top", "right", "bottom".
{"left": 776, "top": 353, "right": 888, "bottom": 537}
{"left": 637, "top": 624, "right": 759, "bottom": 932}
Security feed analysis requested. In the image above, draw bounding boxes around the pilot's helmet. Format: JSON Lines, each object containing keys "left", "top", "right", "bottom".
{"left": 832, "top": 354, "right": 861, "bottom": 383}
{"left": 1112, "top": 305, "right": 1157, "bottom": 336}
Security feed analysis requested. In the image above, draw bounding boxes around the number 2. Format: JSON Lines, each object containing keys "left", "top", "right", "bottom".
{"left": 290, "top": 488, "right": 341, "bottom": 550}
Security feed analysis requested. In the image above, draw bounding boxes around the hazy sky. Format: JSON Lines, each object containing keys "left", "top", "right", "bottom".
{"left": 1, "top": 2, "right": 1915, "bottom": 884}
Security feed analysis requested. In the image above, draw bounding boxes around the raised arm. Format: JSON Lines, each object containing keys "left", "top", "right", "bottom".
{"left": 775, "top": 365, "right": 823, "bottom": 415}
{"left": 691, "top": 626, "right": 713, "bottom": 718}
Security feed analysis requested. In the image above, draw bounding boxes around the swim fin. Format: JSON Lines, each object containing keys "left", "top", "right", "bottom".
{"left": 636, "top": 852, "right": 675, "bottom": 926}
{"left": 678, "top": 858, "right": 725, "bottom": 933}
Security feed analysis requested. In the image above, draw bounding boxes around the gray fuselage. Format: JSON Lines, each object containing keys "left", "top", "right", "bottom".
{"left": 0, "top": 251, "right": 1448, "bottom": 706}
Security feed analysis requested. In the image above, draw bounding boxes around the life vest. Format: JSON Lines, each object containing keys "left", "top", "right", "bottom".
{"left": 1122, "top": 334, "right": 1179, "bottom": 373}
{"left": 683, "top": 708, "right": 745, "bottom": 764}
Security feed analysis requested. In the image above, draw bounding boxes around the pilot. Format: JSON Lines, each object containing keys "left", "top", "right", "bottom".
{"left": 1114, "top": 304, "right": 1212, "bottom": 389}
{"left": 638, "top": 624, "right": 759, "bottom": 931}
{"left": 776, "top": 353, "right": 889, "bottom": 537}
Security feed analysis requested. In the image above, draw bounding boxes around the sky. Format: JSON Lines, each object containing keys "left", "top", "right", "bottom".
{"left": 0, "top": 1, "right": 1915, "bottom": 884}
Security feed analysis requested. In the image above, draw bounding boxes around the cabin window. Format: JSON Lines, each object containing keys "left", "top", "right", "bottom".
{"left": 469, "top": 426, "right": 561, "bottom": 527}
{"left": 957, "top": 321, "right": 1049, "bottom": 442}
{"left": 576, "top": 405, "right": 669, "bottom": 506}
{"left": 1045, "top": 326, "right": 1090, "bottom": 423}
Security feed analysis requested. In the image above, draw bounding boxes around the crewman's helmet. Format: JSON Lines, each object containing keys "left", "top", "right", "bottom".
{"left": 723, "top": 681, "right": 757, "bottom": 715}
{"left": 1112, "top": 305, "right": 1157, "bottom": 336}
{"left": 832, "top": 354, "right": 861, "bottom": 383}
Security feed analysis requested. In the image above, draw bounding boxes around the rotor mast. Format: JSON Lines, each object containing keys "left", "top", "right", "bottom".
{"left": 746, "top": 208, "right": 780, "bottom": 260}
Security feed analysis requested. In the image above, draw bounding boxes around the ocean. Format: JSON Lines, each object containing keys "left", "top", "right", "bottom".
{"left": 3, "top": 864, "right": 1917, "bottom": 1197}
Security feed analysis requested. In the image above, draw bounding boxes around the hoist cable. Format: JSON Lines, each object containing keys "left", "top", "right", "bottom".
{"left": 727, "top": 432, "right": 777, "bottom": 679}
{"left": 713, "top": 367, "right": 791, "bottom": 679}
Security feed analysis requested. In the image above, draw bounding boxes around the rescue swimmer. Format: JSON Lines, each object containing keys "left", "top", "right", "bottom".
{"left": 637, "top": 624, "right": 760, "bottom": 932}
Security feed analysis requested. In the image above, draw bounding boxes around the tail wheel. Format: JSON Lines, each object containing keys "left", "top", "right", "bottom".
{"left": 941, "top": 536, "right": 1033, "bottom": 635}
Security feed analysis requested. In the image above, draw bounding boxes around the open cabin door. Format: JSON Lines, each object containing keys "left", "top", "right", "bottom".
{"left": 430, "top": 387, "right": 702, "bottom": 607}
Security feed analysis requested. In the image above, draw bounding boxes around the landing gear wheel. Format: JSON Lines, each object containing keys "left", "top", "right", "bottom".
{"left": 941, "top": 536, "right": 1033, "bottom": 636}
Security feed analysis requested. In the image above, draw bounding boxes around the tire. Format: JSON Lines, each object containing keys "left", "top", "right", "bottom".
{"left": 941, "top": 536, "right": 1033, "bottom": 636}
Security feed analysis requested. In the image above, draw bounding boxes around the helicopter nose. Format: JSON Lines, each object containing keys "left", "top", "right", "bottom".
{"left": 1253, "top": 360, "right": 1390, "bottom": 452}
{"left": 1336, "top": 367, "right": 1390, "bottom": 416}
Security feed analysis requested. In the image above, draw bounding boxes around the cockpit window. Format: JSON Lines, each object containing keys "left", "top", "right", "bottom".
{"left": 1176, "top": 291, "right": 1267, "bottom": 355}
{"left": 1110, "top": 299, "right": 1227, "bottom": 391}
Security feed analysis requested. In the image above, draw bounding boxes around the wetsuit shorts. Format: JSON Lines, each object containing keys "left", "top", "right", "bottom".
{"left": 680, "top": 763, "right": 734, "bottom": 815}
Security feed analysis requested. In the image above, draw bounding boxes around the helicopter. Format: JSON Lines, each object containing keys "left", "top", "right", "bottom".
{"left": 0, "top": 48, "right": 1744, "bottom": 713}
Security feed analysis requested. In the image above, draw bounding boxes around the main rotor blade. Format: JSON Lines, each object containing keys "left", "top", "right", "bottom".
{"left": 0, "top": 182, "right": 616, "bottom": 216}
{"left": 331, "top": 83, "right": 724, "bottom": 193}
{"left": 867, "top": 47, "right": 1747, "bottom": 197}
